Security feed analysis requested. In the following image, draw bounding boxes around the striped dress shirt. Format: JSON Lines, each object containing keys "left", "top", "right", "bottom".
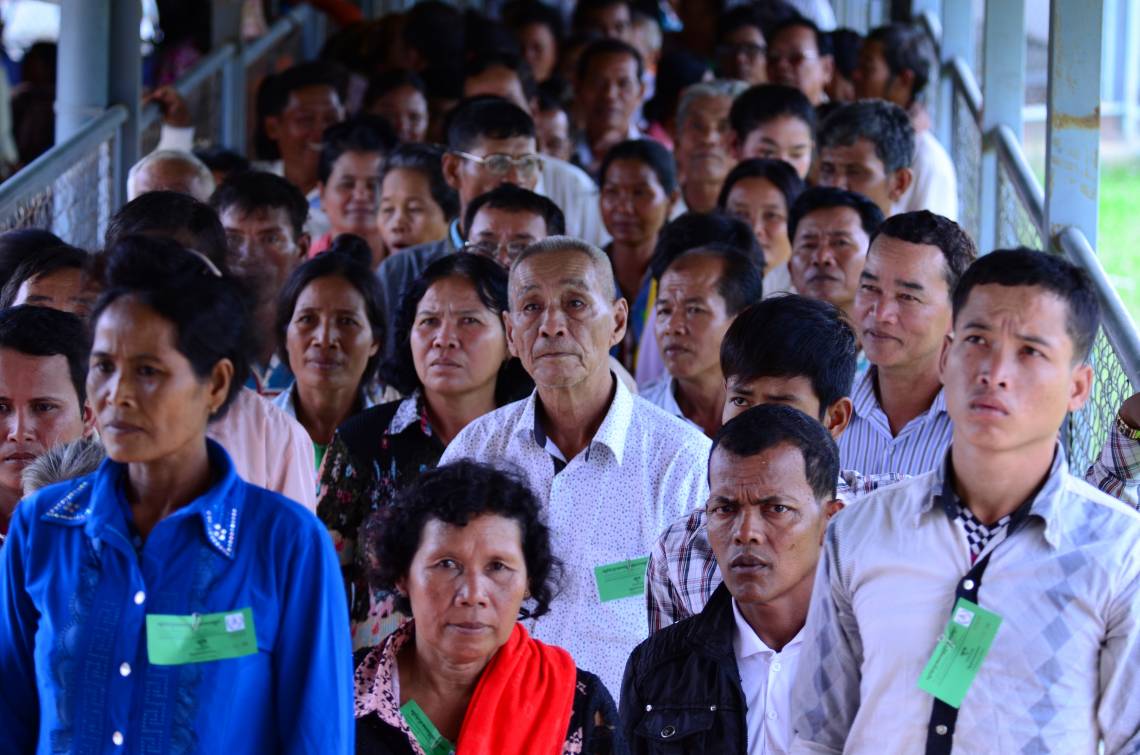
{"left": 838, "top": 367, "right": 952, "bottom": 476}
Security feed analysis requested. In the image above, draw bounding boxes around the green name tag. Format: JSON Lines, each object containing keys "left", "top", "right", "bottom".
{"left": 400, "top": 700, "right": 455, "bottom": 755}
{"left": 146, "top": 608, "right": 258, "bottom": 665}
{"left": 918, "top": 598, "right": 1002, "bottom": 708}
{"left": 594, "top": 556, "right": 649, "bottom": 602}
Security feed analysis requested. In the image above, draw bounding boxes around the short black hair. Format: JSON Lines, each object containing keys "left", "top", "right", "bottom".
{"left": 105, "top": 191, "right": 230, "bottom": 269}
{"left": 576, "top": 37, "right": 645, "bottom": 84}
{"left": 275, "top": 235, "right": 385, "bottom": 385}
{"left": 866, "top": 22, "right": 934, "bottom": 102}
{"left": 716, "top": 4, "right": 766, "bottom": 42}
{"left": 717, "top": 158, "right": 806, "bottom": 212}
{"left": 422, "top": 65, "right": 466, "bottom": 102}
{"left": 598, "top": 138, "right": 679, "bottom": 196}
{"left": 382, "top": 143, "right": 460, "bottom": 221}
{"left": 362, "top": 459, "right": 561, "bottom": 618}
{"left": 769, "top": 15, "right": 831, "bottom": 56}
{"left": 729, "top": 84, "right": 817, "bottom": 141}
{"left": 787, "top": 186, "right": 884, "bottom": 242}
{"left": 572, "top": 0, "right": 631, "bottom": 33}
{"left": 0, "top": 229, "right": 65, "bottom": 290}
{"left": 209, "top": 170, "right": 309, "bottom": 239}
{"left": 317, "top": 115, "right": 398, "bottom": 185}
{"left": 0, "top": 305, "right": 90, "bottom": 407}
{"left": 721, "top": 294, "right": 857, "bottom": 416}
{"left": 381, "top": 252, "right": 532, "bottom": 408}
{"left": 711, "top": 403, "right": 840, "bottom": 501}
{"left": 643, "top": 50, "right": 711, "bottom": 125}
{"left": 192, "top": 146, "right": 251, "bottom": 177}
{"left": 362, "top": 69, "right": 427, "bottom": 113}
{"left": 503, "top": 0, "right": 565, "bottom": 40}
{"left": 254, "top": 61, "right": 347, "bottom": 161}
{"left": 0, "top": 244, "right": 88, "bottom": 309}
{"left": 463, "top": 184, "right": 566, "bottom": 238}
{"left": 445, "top": 96, "right": 537, "bottom": 153}
{"left": 402, "top": 1, "right": 466, "bottom": 71}
{"left": 818, "top": 99, "right": 915, "bottom": 173}
{"left": 664, "top": 244, "right": 764, "bottom": 316}
{"left": 464, "top": 49, "right": 539, "bottom": 103}
{"left": 649, "top": 212, "right": 763, "bottom": 281}
{"left": 951, "top": 248, "right": 1101, "bottom": 363}
{"left": 870, "top": 210, "right": 978, "bottom": 292}
{"left": 827, "top": 28, "right": 863, "bottom": 78}
{"left": 91, "top": 235, "right": 254, "bottom": 418}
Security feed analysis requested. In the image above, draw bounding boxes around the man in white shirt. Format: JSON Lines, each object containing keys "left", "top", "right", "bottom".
{"left": 441, "top": 236, "right": 710, "bottom": 693}
{"left": 641, "top": 244, "right": 763, "bottom": 437}
{"left": 842, "top": 210, "right": 976, "bottom": 476}
{"left": 854, "top": 22, "right": 958, "bottom": 220}
{"left": 621, "top": 403, "right": 843, "bottom": 754}
{"left": 792, "top": 249, "right": 1140, "bottom": 754}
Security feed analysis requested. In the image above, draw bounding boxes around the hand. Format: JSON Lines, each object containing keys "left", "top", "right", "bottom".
{"left": 1120, "top": 392, "right": 1140, "bottom": 430}
{"left": 145, "top": 86, "right": 191, "bottom": 128}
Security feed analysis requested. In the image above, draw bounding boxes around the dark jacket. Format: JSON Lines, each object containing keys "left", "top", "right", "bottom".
{"left": 619, "top": 583, "right": 749, "bottom": 754}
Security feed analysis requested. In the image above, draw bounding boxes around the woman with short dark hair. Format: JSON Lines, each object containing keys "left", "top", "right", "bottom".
{"left": 354, "top": 460, "right": 623, "bottom": 754}
{"left": 0, "top": 235, "right": 352, "bottom": 753}
{"left": 316, "top": 253, "right": 531, "bottom": 651}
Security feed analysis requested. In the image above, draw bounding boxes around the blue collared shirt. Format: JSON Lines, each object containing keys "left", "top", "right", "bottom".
{"left": 0, "top": 440, "right": 353, "bottom": 754}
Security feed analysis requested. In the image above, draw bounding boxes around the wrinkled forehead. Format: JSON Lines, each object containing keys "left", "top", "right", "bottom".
{"left": 797, "top": 206, "right": 865, "bottom": 236}
{"left": 509, "top": 248, "right": 612, "bottom": 300}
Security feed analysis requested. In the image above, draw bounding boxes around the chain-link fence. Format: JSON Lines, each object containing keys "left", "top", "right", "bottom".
{"left": 952, "top": 87, "right": 982, "bottom": 246}
{"left": 995, "top": 166, "right": 1046, "bottom": 251}
{"left": 0, "top": 107, "right": 125, "bottom": 249}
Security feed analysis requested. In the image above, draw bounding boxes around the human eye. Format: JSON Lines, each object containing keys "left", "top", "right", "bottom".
{"left": 963, "top": 334, "right": 986, "bottom": 346}
{"left": 1022, "top": 345, "right": 1045, "bottom": 358}
{"left": 859, "top": 282, "right": 879, "bottom": 293}
{"left": 0, "top": 401, "right": 8, "bottom": 414}
{"left": 708, "top": 501, "right": 739, "bottom": 517}
{"left": 729, "top": 396, "right": 751, "bottom": 408}
{"left": 434, "top": 558, "right": 459, "bottom": 570}
{"left": 91, "top": 358, "right": 115, "bottom": 374}
{"left": 136, "top": 364, "right": 159, "bottom": 378}
{"left": 337, "top": 315, "right": 360, "bottom": 327}
{"left": 33, "top": 401, "right": 59, "bottom": 413}
{"left": 766, "top": 503, "right": 791, "bottom": 516}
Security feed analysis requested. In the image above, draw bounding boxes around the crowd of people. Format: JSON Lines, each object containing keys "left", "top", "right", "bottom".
{"left": 2, "top": 1, "right": 1140, "bottom": 753}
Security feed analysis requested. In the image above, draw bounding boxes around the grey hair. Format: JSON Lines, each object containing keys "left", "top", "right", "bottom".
{"left": 676, "top": 79, "right": 750, "bottom": 133}
{"left": 127, "top": 149, "right": 216, "bottom": 202}
{"left": 21, "top": 437, "right": 106, "bottom": 494}
{"left": 509, "top": 235, "right": 618, "bottom": 303}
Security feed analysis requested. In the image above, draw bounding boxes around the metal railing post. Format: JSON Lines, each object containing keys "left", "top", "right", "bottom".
{"left": 213, "top": 0, "right": 246, "bottom": 153}
{"left": 1044, "top": 0, "right": 1104, "bottom": 248}
{"left": 937, "top": 0, "right": 972, "bottom": 153}
{"left": 109, "top": 0, "right": 142, "bottom": 212}
{"left": 979, "top": 0, "right": 1025, "bottom": 253}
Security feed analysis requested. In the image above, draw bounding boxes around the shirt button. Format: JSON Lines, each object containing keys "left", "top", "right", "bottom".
{"left": 133, "top": 591, "right": 146, "bottom": 605}
{"left": 767, "top": 710, "right": 778, "bottom": 720}
{"left": 935, "top": 725, "right": 948, "bottom": 735}
{"left": 772, "top": 662, "right": 782, "bottom": 672}
{"left": 112, "top": 731, "right": 124, "bottom": 746}
{"left": 962, "top": 579, "right": 975, "bottom": 591}
{"left": 119, "top": 662, "right": 131, "bottom": 677}
{"left": 645, "top": 704, "right": 653, "bottom": 712}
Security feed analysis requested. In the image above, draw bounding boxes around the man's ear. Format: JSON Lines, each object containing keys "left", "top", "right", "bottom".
{"left": 610, "top": 296, "right": 629, "bottom": 347}
{"left": 728, "top": 129, "right": 742, "bottom": 159}
{"left": 819, "top": 498, "right": 844, "bottom": 544}
{"left": 264, "top": 115, "right": 282, "bottom": 142}
{"left": 81, "top": 401, "right": 96, "bottom": 439}
{"left": 889, "top": 167, "right": 914, "bottom": 201}
{"left": 823, "top": 396, "right": 853, "bottom": 440}
{"left": 441, "top": 152, "right": 463, "bottom": 191}
{"left": 502, "top": 309, "right": 519, "bottom": 359}
{"left": 295, "top": 233, "right": 312, "bottom": 260}
{"left": 1066, "top": 362, "right": 1094, "bottom": 414}
{"left": 820, "top": 55, "right": 835, "bottom": 86}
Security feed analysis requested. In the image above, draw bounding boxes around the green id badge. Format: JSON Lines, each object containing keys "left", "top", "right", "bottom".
{"left": 401, "top": 700, "right": 455, "bottom": 755}
{"left": 594, "top": 556, "right": 649, "bottom": 602}
{"left": 918, "top": 598, "right": 1002, "bottom": 708}
{"left": 146, "top": 608, "right": 258, "bottom": 665}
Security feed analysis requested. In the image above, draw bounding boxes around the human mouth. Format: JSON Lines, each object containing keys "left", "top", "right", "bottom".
{"left": 449, "top": 622, "right": 492, "bottom": 634}
{"left": 3, "top": 451, "right": 36, "bottom": 466}
{"left": 968, "top": 396, "right": 1009, "bottom": 416}
{"left": 729, "top": 553, "right": 770, "bottom": 572}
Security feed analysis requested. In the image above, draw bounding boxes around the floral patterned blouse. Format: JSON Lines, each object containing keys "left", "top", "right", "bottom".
{"left": 353, "top": 620, "right": 625, "bottom": 754}
{"left": 316, "top": 394, "right": 444, "bottom": 650}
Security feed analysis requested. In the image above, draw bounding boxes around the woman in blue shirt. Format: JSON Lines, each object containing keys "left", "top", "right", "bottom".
{"left": 0, "top": 235, "right": 354, "bottom": 754}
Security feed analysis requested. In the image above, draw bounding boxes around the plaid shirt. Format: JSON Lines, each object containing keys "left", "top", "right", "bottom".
{"left": 646, "top": 468, "right": 905, "bottom": 632}
{"left": 1086, "top": 420, "right": 1140, "bottom": 509}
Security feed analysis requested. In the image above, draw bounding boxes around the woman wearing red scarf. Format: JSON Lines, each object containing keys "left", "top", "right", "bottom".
{"left": 353, "top": 460, "right": 626, "bottom": 755}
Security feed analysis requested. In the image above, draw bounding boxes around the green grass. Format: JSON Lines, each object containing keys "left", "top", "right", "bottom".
{"left": 1099, "top": 159, "right": 1140, "bottom": 326}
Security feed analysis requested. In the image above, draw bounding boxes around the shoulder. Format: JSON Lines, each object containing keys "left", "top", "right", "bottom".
{"left": 1058, "top": 472, "right": 1140, "bottom": 537}
{"left": 444, "top": 397, "right": 530, "bottom": 457}
{"left": 830, "top": 470, "right": 936, "bottom": 542}
{"left": 218, "top": 388, "right": 308, "bottom": 444}
{"left": 629, "top": 396, "right": 711, "bottom": 456}
{"left": 539, "top": 155, "right": 597, "bottom": 194}
{"left": 337, "top": 400, "right": 404, "bottom": 451}
{"left": 625, "top": 613, "right": 705, "bottom": 681}
{"left": 236, "top": 478, "right": 328, "bottom": 544}
{"left": 20, "top": 472, "right": 99, "bottom": 525}
{"left": 379, "top": 241, "right": 447, "bottom": 277}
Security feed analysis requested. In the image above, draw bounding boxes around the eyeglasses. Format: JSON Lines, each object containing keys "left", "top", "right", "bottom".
{"left": 717, "top": 42, "right": 766, "bottom": 60}
{"left": 463, "top": 239, "right": 532, "bottom": 264}
{"left": 453, "top": 151, "right": 544, "bottom": 177}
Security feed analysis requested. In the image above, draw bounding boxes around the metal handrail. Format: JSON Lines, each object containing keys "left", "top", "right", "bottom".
{"left": 139, "top": 42, "right": 238, "bottom": 130}
{"left": 918, "top": 9, "right": 942, "bottom": 53}
{"left": 949, "top": 56, "right": 983, "bottom": 123}
{"left": 994, "top": 124, "right": 1047, "bottom": 233}
{"left": 1056, "top": 226, "right": 1140, "bottom": 389}
{"left": 241, "top": 3, "right": 309, "bottom": 65}
{"left": 0, "top": 104, "right": 129, "bottom": 220}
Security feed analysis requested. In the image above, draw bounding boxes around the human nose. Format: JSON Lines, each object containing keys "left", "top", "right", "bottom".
{"left": 313, "top": 316, "right": 335, "bottom": 347}
{"left": 6, "top": 408, "right": 32, "bottom": 442}
{"left": 665, "top": 306, "right": 687, "bottom": 335}
{"left": 456, "top": 569, "right": 490, "bottom": 606}
{"left": 432, "top": 317, "right": 459, "bottom": 349}
{"left": 977, "top": 340, "right": 1013, "bottom": 389}
{"left": 733, "top": 506, "right": 764, "bottom": 545}
{"left": 538, "top": 303, "right": 567, "bottom": 337}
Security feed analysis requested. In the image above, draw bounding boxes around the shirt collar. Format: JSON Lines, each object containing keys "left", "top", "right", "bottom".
{"left": 731, "top": 598, "right": 805, "bottom": 660}
{"left": 448, "top": 218, "right": 464, "bottom": 251}
{"left": 853, "top": 366, "right": 949, "bottom": 421}
{"left": 43, "top": 439, "right": 245, "bottom": 559}
{"left": 517, "top": 372, "right": 634, "bottom": 465}
{"left": 388, "top": 392, "right": 427, "bottom": 435}
{"left": 924, "top": 443, "right": 1070, "bottom": 548}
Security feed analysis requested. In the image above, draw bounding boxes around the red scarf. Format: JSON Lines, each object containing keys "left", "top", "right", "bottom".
{"left": 455, "top": 623, "right": 577, "bottom": 755}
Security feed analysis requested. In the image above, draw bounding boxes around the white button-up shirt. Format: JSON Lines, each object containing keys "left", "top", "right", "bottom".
{"left": 639, "top": 376, "right": 701, "bottom": 430}
{"left": 791, "top": 447, "right": 1140, "bottom": 754}
{"left": 440, "top": 375, "right": 711, "bottom": 693}
{"left": 733, "top": 599, "right": 803, "bottom": 755}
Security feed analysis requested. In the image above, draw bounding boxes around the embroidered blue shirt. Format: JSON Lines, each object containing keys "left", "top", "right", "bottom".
{"left": 0, "top": 440, "right": 354, "bottom": 754}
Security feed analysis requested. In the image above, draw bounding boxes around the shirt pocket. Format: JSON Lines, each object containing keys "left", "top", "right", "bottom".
{"left": 634, "top": 707, "right": 716, "bottom": 754}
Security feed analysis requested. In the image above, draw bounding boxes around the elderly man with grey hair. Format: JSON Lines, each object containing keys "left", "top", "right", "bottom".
{"left": 674, "top": 79, "right": 749, "bottom": 212}
{"left": 126, "top": 149, "right": 216, "bottom": 202}
{"left": 440, "top": 235, "right": 711, "bottom": 694}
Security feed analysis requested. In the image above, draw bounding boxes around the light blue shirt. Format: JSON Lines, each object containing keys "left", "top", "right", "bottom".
{"left": 0, "top": 440, "right": 353, "bottom": 754}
